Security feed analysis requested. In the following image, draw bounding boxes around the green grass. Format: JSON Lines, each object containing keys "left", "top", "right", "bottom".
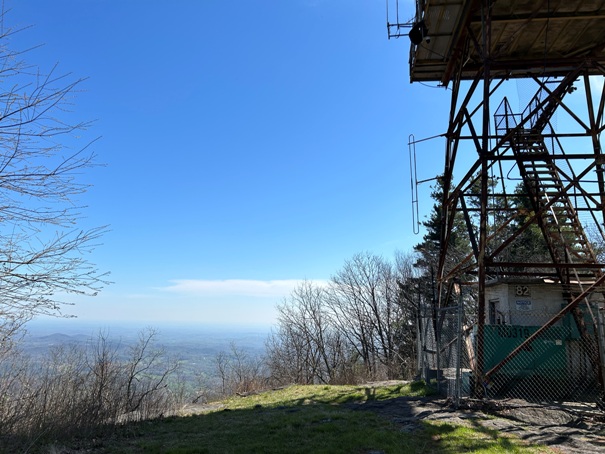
{"left": 421, "top": 421, "right": 552, "bottom": 453}
{"left": 221, "top": 380, "right": 433, "bottom": 410}
{"left": 55, "top": 382, "right": 553, "bottom": 453}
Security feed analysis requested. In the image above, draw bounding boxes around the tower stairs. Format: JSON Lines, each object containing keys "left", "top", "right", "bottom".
{"left": 496, "top": 92, "right": 604, "bottom": 386}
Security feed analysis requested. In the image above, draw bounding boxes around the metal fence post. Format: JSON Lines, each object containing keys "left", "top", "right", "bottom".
{"left": 454, "top": 288, "right": 464, "bottom": 408}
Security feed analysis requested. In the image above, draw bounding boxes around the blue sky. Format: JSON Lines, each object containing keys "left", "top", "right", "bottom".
{"left": 7, "top": 0, "right": 452, "bottom": 325}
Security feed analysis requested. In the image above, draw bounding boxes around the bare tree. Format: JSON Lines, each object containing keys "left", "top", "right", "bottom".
{"left": 266, "top": 254, "right": 424, "bottom": 385}
{"left": 266, "top": 281, "right": 348, "bottom": 385}
{"left": 214, "top": 342, "right": 265, "bottom": 397}
{"left": 327, "top": 252, "right": 407, "bottom": 380}
{"left": 265, "top": 323, "right": 307, "bottom": 385}
{"left": 214, "top": 350, "right": 230, "bottom": 396}
{"left": 0, "top": 19, "right": 107, "bottom": 326}
{"left": 394, "top": 251, "right": 422, "bottom": 377}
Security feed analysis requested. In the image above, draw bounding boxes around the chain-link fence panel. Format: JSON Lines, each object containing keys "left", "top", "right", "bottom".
{"left": 418, "top": 304, "right": 472, "bottom": 405}
{"left": 481, "top": 304, "right": 603, "bottom": 403}
{"left": 418, "top": 295, "right": 605, "bottom": 411}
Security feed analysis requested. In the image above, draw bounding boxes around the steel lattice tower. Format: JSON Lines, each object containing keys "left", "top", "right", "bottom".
{"left": 397, "top": 0, "right": 605, "bottom": 397}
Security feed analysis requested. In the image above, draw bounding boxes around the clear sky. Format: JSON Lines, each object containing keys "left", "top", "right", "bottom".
{"left": 6, "top": 0, "right": 452, "bottom": 326}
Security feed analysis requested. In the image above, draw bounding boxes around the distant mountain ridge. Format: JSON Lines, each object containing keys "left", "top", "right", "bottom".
{"left": 20, "top": 320, "right": 270, "bottom": 388}
{"left": 35, "top": 333, "right": 92, "bottom": 343}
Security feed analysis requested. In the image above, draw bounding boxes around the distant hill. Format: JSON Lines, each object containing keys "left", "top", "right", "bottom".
{"left": 20, "top": 321, "right": 269, "bottom": 388}
{"left": 35, "top": 333, "right": 92, "bottom": 343}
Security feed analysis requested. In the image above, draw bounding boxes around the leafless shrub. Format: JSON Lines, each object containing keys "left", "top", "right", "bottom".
{"left": 191, "top": 372, "right": 214, "bottom": 404}
{"left": 0, "top": 327, "right": 182, "bottom": 451}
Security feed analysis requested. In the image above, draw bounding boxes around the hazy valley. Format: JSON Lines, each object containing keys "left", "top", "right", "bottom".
{"left": 21, "top": 319, "right": 270, "bottom": 395}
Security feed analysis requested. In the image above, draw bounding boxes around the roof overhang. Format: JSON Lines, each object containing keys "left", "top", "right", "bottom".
{"left": 410, "top": 0, "right": 605, "bottom": 85}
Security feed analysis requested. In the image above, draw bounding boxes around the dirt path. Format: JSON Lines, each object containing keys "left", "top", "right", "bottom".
{"left": 349, "top": 395, "right": 605, "bottom": 453}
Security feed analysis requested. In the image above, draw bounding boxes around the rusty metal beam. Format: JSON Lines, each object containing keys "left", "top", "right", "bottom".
{"left": 477, "top": 12, "right": 605, "bottom": 24}
{"left": 484, "top": 261, "right": 605, "bottom": 270}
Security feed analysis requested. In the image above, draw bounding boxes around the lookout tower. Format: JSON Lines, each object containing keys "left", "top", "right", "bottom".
{"left": 394, "top": 0, "right": 605, "bottom": 401}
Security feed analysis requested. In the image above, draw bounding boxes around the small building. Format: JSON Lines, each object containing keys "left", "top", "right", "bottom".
{"left": 482, "top": 278, "right": 601, "bottom": 400}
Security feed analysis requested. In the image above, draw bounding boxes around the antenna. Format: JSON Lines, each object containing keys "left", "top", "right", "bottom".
{"left": 408, "top": 134, "right": 420, "bottom": 234}
{"left": 386, "top": 0, "right": 413, "bottom": 39}
{"left": 408, "top": 133, "right": 442, "bottom": 235}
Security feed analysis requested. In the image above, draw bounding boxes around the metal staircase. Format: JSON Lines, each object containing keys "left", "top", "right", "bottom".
{"left": 496, "top": 89, "right": 604, "bottom": 390}
{"left": 495, "top": 77, "right": 600, "bottom": 281}
{"left": 510, "top": 134, "right": 599, "bottom": 273}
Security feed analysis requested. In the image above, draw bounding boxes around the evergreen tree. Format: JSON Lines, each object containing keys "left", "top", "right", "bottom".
{"left": 508, "top": 182, "right": 551, "bottom": 268}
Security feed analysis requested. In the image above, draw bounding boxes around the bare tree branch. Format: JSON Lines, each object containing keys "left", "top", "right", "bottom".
{"left": 0, "top": 23, "right": 108, "bottom": 324}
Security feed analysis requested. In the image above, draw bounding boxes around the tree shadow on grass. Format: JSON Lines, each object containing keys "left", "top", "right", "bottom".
{"left": 97, "top": 401, "right": 422, "bottom": 454}
{"left": 419, "top": 420, "right": 526, "bottom": 453}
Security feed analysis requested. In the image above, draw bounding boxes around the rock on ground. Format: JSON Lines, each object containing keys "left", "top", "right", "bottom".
{"left": 349, "top": 396, "right": 605, "bottom": 453}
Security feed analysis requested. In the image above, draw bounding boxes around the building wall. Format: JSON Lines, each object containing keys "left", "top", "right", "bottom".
{"left": 485, "top": 282, "right": 565, "bottom": 326}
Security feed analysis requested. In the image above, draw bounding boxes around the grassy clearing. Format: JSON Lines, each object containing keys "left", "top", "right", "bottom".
{"left": 221, "top": 381, "right": 432, "bottom": 410}
{"left": 52, "top": 382, "right": 552, "bottom": 454}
